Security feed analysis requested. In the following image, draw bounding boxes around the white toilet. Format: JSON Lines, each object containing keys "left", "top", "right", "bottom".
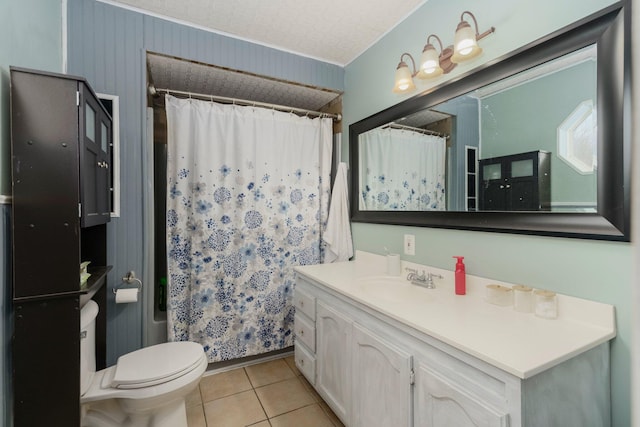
{"left": 80, "top": 300, "right": 208, "bottom": 427}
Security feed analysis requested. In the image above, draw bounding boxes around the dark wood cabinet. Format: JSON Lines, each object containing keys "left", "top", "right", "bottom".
{"left": 10, "top": 67, "right": 111, "bottom": 427}
{"left": 479, "top": 150, "right": 551, "bottom": 211}
{"left": 80, "top": 83, "right": 112, "bottom": 227}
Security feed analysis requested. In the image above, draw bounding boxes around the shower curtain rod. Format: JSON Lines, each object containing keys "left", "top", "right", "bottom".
{"left": 384, "top": 122, "right": 450, "bottom": 139}
{"left": 151, "top": 86, "right": 341, "bottom": 121}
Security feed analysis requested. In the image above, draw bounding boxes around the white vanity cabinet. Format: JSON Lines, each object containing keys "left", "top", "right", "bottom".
{"left": 294, "top": 263, "right": 612, "bottom": 427}
{"left": 296, "top": 279, "right": 414, "bottom": 426}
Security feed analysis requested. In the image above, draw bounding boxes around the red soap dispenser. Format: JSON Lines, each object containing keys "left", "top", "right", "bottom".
{"left": 453, "top": 256, "right": 466, "bottom": 295}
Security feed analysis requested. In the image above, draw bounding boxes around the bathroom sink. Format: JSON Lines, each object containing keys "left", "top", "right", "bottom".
{"left": 354, "top": 276, "right": 434, "bottom": 304}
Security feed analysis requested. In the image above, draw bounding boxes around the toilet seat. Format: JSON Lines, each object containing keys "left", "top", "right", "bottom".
{"left": 109, "top": 342, "right": 205, "bottom": 389}
{"left": 81, "top": 341, "right": 208, "bottom": 403}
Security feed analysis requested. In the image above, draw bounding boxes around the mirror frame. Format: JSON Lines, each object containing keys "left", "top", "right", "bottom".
{"left": 349, "top": 3, "right": 630, "bottom": 241}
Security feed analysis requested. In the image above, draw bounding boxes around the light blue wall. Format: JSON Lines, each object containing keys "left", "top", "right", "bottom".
{"left": 0, "top": 0, "right": 63, "bottom": 196}
{"left": 344, "top": 0, "right": 631, "bottom": 425}
{"left": 0, "top": 1, "right": 63, "bottom": 424}
{"left": 66, "top": 0, "right": 345, "bottom": 365}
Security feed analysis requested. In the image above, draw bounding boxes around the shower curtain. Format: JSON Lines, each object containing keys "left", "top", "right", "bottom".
{"left": 359, "top": 127, "right": 446, "bottom": 210}
{"left": 165, "top": 95, "right": 332, "bottom": 362}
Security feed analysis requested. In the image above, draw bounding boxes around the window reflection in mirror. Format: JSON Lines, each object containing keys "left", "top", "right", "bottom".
{"left": 358, "top": 45, "right": 597, "bottom": 213}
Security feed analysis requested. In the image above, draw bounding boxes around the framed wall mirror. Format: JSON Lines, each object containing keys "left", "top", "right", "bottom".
{"left": 350, "top": 3, "right": 629, "bottom": 241}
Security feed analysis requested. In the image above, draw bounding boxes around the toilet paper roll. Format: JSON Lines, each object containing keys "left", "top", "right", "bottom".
{"left": 115, "top": 288, "right": 139, "bottom": 304}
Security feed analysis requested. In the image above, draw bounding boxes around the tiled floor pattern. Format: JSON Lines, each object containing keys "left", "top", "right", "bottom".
{"left": 186, "top": 356, "right": 345, "bottom": 427}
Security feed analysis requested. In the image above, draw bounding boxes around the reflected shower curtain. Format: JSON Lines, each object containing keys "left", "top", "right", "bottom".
{"left": 165, "top": 95, "right": 332, "bottom": 362}
{"left": 359, "top": 128, "right": 446, "bottom": 210}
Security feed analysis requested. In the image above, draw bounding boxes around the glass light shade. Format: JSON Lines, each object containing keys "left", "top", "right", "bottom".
{"left": 392, "top": 62, "right": 416, "bottom": 93}
{"left": 451, "top": 21, "right": 482, "bottom": 63}
{"left": 417, "top": 44, "right": 443, "bottom": 79}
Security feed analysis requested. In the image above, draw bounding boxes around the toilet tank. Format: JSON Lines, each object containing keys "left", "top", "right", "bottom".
{"left": 80, "top": 300, "right": 99, "bottom": 395}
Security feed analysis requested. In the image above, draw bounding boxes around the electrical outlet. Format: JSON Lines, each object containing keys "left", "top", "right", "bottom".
{"left": 404, "top": 234, "right": 415, "bottom": 256}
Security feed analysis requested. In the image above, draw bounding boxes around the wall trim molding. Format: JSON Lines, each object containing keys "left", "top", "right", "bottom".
{"left": 0, "top": 196, "right": 12, "bottom": 205}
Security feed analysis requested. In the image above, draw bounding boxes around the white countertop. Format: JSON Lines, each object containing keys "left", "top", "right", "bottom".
{"left": 294, "top": 251, "right": 616, "bottom": 379}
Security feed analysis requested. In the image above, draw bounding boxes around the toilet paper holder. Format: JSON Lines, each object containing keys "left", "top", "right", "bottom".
{"left": 113, "top": 271, "right": 143, "bottom": 294}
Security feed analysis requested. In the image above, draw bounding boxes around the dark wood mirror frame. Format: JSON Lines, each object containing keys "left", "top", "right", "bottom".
{"left": 349, "top": 3, "right": 630, "bottom": 241}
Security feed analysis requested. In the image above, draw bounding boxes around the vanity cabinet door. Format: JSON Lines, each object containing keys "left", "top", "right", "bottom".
{"left": 416, "top": 364, "right": 509, "bottom": 427}
{"left": 316, "top": 301, "right": 352, "bottom": 424}
{"left": 351, "top": 324, "right": 413, "bottom": 427}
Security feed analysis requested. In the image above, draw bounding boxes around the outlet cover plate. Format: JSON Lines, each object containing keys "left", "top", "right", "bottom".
{"left": 404, "top": 234, "right": 415, "bottom": 255}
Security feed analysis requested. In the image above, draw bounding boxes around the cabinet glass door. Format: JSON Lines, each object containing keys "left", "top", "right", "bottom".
{"left": 85, "top": 103, "right": 96, "bottom": 143}
{"left": 101, "top": 122, "right": 108, "bottom": 153}
{"left": 483, "top": 163, "right": 502, "bottom": 180}
{"left": 511, "top": 159, "right": 534, "bottom": 178}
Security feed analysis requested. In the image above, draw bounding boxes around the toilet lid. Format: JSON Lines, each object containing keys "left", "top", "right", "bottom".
{"left": 111, "top": 341, "right": 205, "bottom": 389}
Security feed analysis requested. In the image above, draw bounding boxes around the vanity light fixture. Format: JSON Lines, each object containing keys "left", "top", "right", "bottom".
{"left": 392, "top": 53, "right": 418, "bottom": 93}
{"left": 451, "top": 11, "right": 495, "bottom": 63}
{"left": 417, "top": 34, "right": 453, "bottom": 78}
{"left": 392, "top": 10, "right": 495, "bottom": 93}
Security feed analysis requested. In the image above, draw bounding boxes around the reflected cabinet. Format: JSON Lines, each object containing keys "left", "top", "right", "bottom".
{"left": 479, "top": 150, "right": 550, "bottom": 211}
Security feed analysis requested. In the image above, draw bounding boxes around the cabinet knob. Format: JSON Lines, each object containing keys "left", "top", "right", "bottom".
{"left": 300, "top": 301, "right": 304, "bottom": 307}
{"left": 299, "top": 329, "right": 304, "bottom": 336}
{"left": 299, "top": 359, "right": 304, "bottom": 366}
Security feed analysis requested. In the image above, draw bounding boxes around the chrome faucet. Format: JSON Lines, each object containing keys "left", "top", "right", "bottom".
{"left": 405, "top": 268, "right": 443, "bottom": 289}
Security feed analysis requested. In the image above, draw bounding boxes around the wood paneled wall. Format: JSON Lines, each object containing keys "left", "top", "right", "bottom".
{"left": 67, "top": 0, "right": 344, "bottom": 364}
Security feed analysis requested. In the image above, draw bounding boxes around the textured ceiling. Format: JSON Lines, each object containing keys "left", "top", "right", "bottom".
{"left": 111, "top": 0, "right": 428, "bottom": 65}
{"left": 147, "top": 53, "right": 342, "bottom": 112}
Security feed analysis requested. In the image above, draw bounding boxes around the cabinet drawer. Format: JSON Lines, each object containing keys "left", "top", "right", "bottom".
{"left": 294, "top": 313, "right": 316, "bottom": 352}
{"left": 294, "top": 342, "right": 316, "bottom": 385}
{"left": 294, "top": 287, "right": 315, "bottom": 319}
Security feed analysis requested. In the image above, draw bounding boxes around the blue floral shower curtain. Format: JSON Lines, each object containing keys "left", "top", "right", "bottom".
{"left": 165, "top": 95, "right": 332, "bottom": 362}
{"left": 359, "top": 127, "right": 446, "bottom": 210}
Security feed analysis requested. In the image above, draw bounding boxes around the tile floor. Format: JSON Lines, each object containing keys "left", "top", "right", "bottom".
{"left": 186, "top": 355, "right": 345, "bottom": 427}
